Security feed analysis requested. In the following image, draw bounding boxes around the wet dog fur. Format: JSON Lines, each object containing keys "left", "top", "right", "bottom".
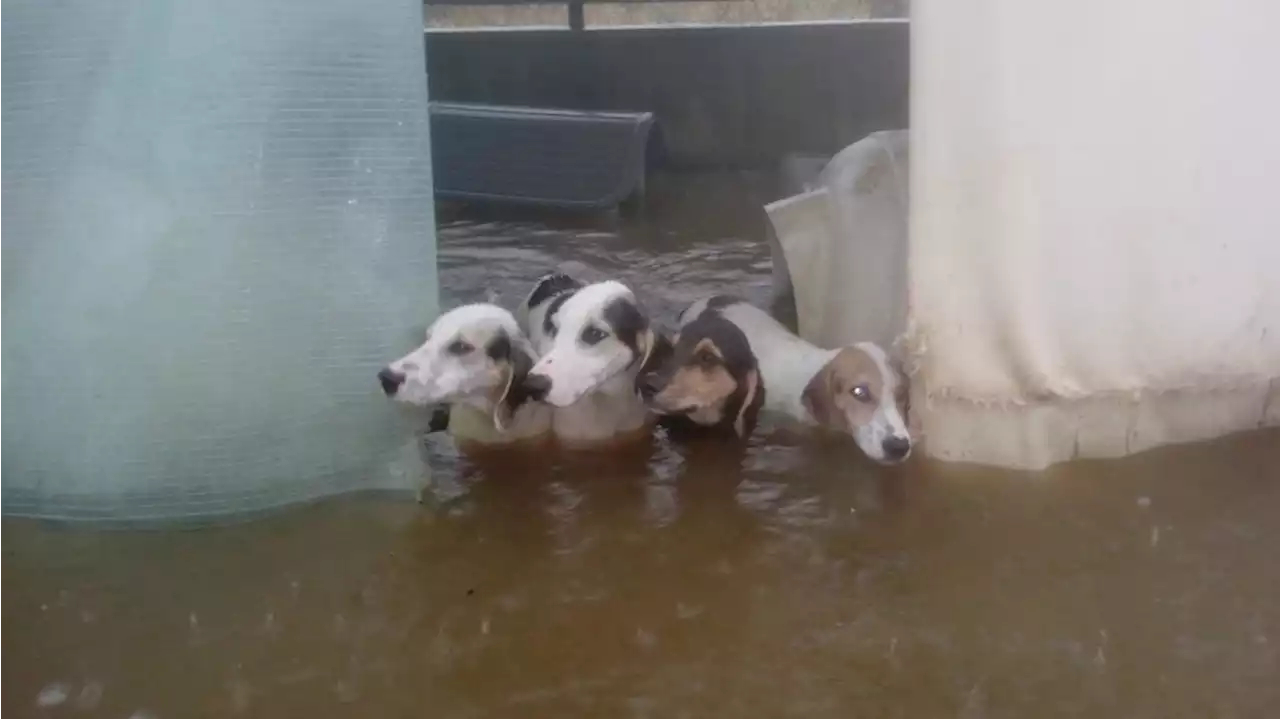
{"left": 640, "top": 299, "right": 765, "bottom": 440}
{"left": 518, "top": 273, "right": 672, "bottom": 446}
{"left": 378, "top": 303, "right": 552, "bottom": 449}
{"left": 673, "top": 296, "right": 912, "bottom": 464}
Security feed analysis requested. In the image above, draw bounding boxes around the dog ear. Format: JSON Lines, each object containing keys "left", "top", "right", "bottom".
{"left": 427, "top": 405, "right": 451, "bottom": 434}
{"left": 639, "top": 329, "right": 672, "bottom": 374}
{"left": 635, "top": 329, "right": 673, "bottom": 397}
{"left": 801, "top": 362, "right": 845, "bottom": 430}
{"left": 486, "top": 330, "right": 535, "bottom": 432}
{"left": 603, "top": 295, "right": 661, "bottom": 371}
{"left": 488, "top": 347, "right": 529, "bottom": 429}
{"left": 734, "top": 369, "right": 760, "bottom": 438}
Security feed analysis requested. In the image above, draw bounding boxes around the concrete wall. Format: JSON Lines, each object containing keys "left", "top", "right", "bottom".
{"left": 426, "top": 21, "right": 908, "bottom": 168}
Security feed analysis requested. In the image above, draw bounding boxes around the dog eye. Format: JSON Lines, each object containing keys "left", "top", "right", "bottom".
{"left": 696, "top": 351, "right": 718, "bottom": 369}
{"left": 850, "top": 384, "right": 873, "bottom": 403}
{"left": 446, "top": 339, "right": 474, "bottom": 356}
{"left": 580, "top": 326, "right": 608, "bottom": 346}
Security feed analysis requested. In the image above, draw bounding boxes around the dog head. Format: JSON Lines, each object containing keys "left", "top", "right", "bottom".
{"left": 639, "top": 309, "right": 763, "bottom": 438}
{"left": 801, "top": 342, "right": 912, "bottom": 464}
{"left": 523, "top": 281, "right": 659, "bottom": 407}
{"left": 377, "top": 304, "right": 537, "bottom": 431}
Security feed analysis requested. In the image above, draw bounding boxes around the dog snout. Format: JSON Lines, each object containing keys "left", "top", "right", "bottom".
{"left": 523, "top": 373, "right": 552, "bottom": 402}
{"left": 881, "top": 435, "right": 912, "bottom": 462}
{"left": 377, "top": 368, "right": 406, "bottom": 396}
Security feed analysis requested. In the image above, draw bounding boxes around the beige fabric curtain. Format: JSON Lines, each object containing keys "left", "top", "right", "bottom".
{"left": 770, "top": 3, "right": 1280, "bottom": 470}
{"left": 910, "top": 0, "right": 1280, "bottom": 468}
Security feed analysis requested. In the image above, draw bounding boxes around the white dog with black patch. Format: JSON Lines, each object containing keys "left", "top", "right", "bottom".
{"left": 518, "top": 273, "right": 670, "bottom": 447}
{"left": 677, "top": 296, "right": 913, "bottom": 464}
{"left": 378, "top": 303, "right": 552, "bottom": 450}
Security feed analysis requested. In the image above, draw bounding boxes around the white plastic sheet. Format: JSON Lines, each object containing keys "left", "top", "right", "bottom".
{"left": 910, "top": 0, "right": 1280, "bottom": 468}
{"left": 765, "top": 131, "right": 910, "bottom": 354}
{"left": 2, "top": 0, "right": 438, "bottom": 522}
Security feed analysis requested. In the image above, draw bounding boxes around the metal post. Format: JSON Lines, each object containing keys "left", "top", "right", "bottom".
{"left": 568, "top": 1, "right": 584, "bottom": 30}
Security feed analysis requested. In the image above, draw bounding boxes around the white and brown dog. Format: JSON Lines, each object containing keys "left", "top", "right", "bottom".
{"left": 518, "top": 273, "right": 671, "bottom": 447}
{"left": 674, "top": 296, "right": 912, "bottom": 464}
{"left": 377, "top": 303, "right": 552, "bottom": 451}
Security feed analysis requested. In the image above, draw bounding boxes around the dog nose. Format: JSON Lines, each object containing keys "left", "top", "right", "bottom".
{"left": 377, "top": 368, "right": 406, "bottom": 396}
{"left": 638, "top": 373, "right": 662, "bottom": 400}
{"left": 882, "top": 435, "right": 912, "bottom": 461}
{"left": 523, "top": 373, "right": 552, "bottom": 402}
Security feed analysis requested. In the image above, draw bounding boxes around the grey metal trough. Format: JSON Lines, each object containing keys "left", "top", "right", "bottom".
{"left": 429, "top": 101, "right": 656, "bottom": 210}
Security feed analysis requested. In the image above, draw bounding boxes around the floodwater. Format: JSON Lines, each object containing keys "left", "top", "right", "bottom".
{"left": 5, "top": 175, "right": 1279, "bottom": 718}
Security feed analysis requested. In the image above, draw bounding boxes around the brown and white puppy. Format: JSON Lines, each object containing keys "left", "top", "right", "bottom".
{"left": 377, "top": 303, "right": 551, "bottom": 450}
{"left": 677, "top": 296, "right": 912, "bottom": 464}
{"left": 639, "top": 301, "right": 764, "bottom": 439}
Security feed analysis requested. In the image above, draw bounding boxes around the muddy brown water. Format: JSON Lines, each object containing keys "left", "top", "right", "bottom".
{"left": 5, "top": 175, "right": 1279, "bottom": 718}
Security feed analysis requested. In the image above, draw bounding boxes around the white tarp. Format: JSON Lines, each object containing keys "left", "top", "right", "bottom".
{"left": 910, "top": 0, "right": 1280, "bottom": 468}
{"left": 769, "top": 4, "right": 1280, "bottom": 470}
{"left": 765, "top": 131, "right": 910, "bottom": 353}
{"left": 2, "top": 0, "right": 438, "bottom": 522}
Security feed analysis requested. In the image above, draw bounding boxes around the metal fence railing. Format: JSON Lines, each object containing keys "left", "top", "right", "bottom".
{"left": 424, "top": 0, "right": 751, "bottom": 32}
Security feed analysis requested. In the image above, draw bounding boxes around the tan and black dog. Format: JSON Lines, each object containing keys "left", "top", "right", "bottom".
{"left": 639, "top": 297, "right": 765, "bottom": 439}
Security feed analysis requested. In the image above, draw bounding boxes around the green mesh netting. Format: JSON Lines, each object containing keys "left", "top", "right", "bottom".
{"left": 2, "top": 0, "right": 439, "bottom": 524}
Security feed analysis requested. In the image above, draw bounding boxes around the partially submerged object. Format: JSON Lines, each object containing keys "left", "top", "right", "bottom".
{"left": 766, "top": 131, "right": 909, "bottom": 354}
{"left": 430, "top": 102, "right": 656, "bottom": 211}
